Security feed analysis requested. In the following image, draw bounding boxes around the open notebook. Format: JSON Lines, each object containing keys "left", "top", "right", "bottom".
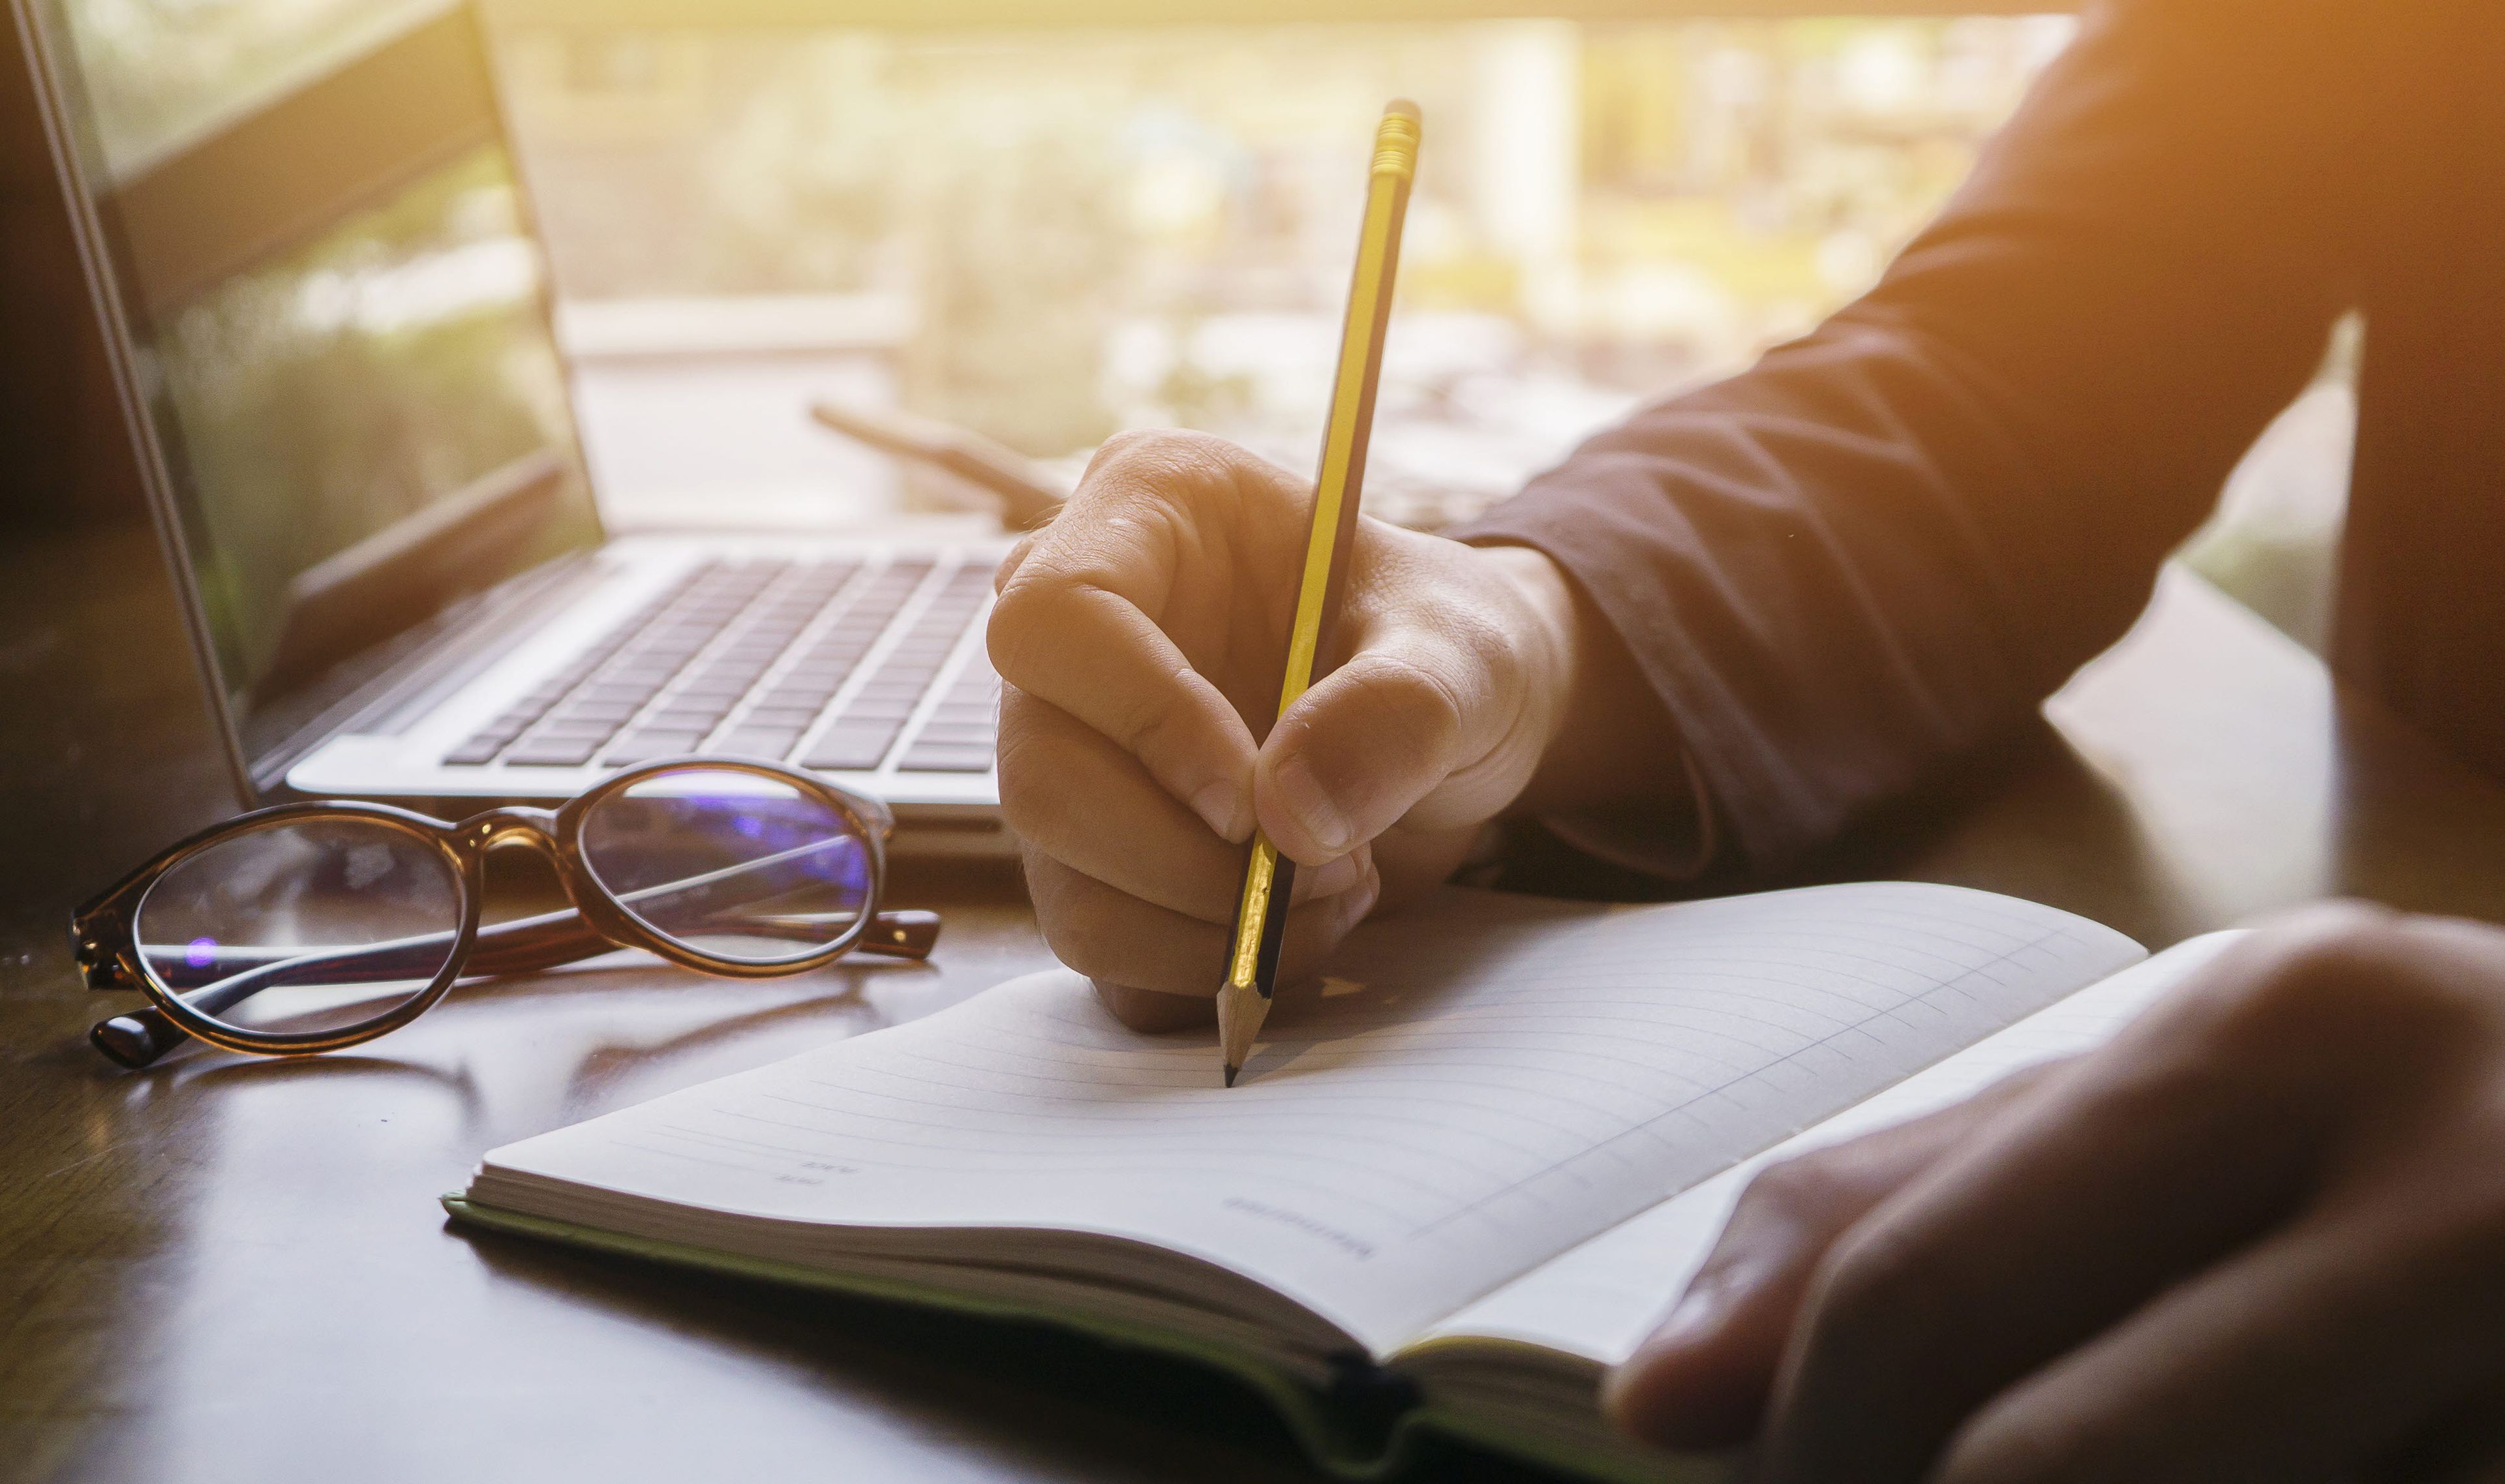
{"left": 448, "top": 883, "right": 2236, "bottom": 1481}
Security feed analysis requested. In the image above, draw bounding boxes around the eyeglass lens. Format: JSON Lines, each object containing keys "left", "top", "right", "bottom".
{"left": 578, "top": 768, "right": 873, "bottom": 966}
{"left": 132, "top": 818, "right": 464, "bottom": 1042}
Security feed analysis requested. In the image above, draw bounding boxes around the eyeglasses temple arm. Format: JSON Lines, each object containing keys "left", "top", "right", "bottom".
{"left": 91, "top": 907, "right": 942, "bottom": 1068}
{"left": 92, "top": 937, "right": 418, "bottom": 1068}
{"left": 464, "top": 906, "right": 940, "bottom": 975}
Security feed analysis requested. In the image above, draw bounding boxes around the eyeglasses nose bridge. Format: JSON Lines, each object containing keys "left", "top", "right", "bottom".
{"left": 461, "top": 806, "right": 562, "bottom": 858}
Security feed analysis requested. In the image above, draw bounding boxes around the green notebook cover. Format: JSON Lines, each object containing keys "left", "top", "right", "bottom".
{"left": 443, "top": 1194, "right": 1703, "bottom": 1483}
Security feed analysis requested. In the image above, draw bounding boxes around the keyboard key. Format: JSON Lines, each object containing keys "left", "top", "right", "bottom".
{"left": 535, "top": 718, "right": 623, "bottom": 740}
{"left": 743, "top": 705, "right": 823, "bottom": 727}
{"left": 505, "top": 738, "right": 602, "bottom": 767}
{"left": 650, "top": 706, "right": 729, "bottom": 729}
{"left": 468, "top": 554, "right": 992, "bottom": 780}
{"left": 718, "top": 727, "right": 804, "bottom": 759}
{"left": 763, "top": 682, "right": 838, "bottom": 705}
{"left": 443, "top": 737, "right": 506, "bottom": 766}
{"left": 584, "top": 682, "right": 659, "bottom": 704}
{"left": 899, "top": 744, "right": 995, "bottom": 773}
{"left": 605, "top": 730, "right": 707, "bottom": 764}
{"left": 559, "top": 699, "right": 642, "bottom": 723}
{"left": 804, "top": 725, "right": 901, "bottom": 772}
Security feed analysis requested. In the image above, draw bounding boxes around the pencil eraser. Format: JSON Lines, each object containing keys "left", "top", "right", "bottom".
{"left": 1384, "top": 98, "right": 1421, "bottom": 122}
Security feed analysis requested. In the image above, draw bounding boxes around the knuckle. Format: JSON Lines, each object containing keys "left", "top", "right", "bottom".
{"left": 1739, "top": 1149, "right": 1863, "bottom": 1231}
{"left": 1037, "top": 918, "right": 1110, "bottom": 982}
{"left": 1106, "top": 673, "right": 1181, "bottom": 754}
{"left": 1084, "top": 428, "right": 1249, "bottom": 500}
{"left": 2217, "top": 903, "right": 2468, "bottom": 1053}
{"left": 1094, "top": 980, "right": 1213, "bottom": 1033}
{"left": 990, "top": 531, "right": 1040, "bottom": 592}
{"left": 1937, "top": 1407, "right": 2091, "bottom": 1484}
{"left": 1027, "top": 858, "right": 1206, "bottom": 992}
{"left": 986, "top": 580, "right": 1104, "bottom": 692}
{"left": 1095, "top": 981, "right": 1162, "bottom": 1031}
{"left": 1074, "top": 429, "right": 1179, "bottom": 494}
{"left": 1356, "top": 653, "right": 1467, "bottom": 756}
{"left": 1089, "top": 427, "right": 1164, "bottom": 465}
{"left": 994, "top": 719, "right": 1072, "bottom": 843}
{"left": 1802, "top": 1221, "right": 1940, "bottom": 1357}
{"left": 1031, "top": 878, "right": 1125, "bottom": 982}
{"left": 984, "top": 579, "right": 1059, "bottom": 682}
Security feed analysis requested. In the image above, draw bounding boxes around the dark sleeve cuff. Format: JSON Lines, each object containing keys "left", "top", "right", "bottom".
{"left": 1453, "top": 483, "right": 1832, "bottom": 877}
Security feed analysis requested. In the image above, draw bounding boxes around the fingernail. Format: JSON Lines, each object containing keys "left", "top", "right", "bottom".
{"left": 1272, "top": 755, "right": 1354, "bottom": 857}
{"left": 1189, "top": 780, "right": 1252, "bottom": 843}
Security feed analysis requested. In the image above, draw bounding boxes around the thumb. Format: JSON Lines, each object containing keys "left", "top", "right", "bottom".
{"left": 1252, "top": 623, "right": 1526, "bottom": 867}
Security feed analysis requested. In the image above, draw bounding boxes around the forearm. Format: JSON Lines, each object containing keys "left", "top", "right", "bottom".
{"left": 1452, "top": 0, "right": 2360, "bottom": 873}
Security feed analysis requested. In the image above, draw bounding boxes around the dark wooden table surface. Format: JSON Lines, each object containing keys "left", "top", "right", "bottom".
{"left": 6, "top": 527, "right": 2505, "bottom": 1484}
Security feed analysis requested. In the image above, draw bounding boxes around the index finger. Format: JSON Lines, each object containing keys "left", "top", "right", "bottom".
{"left": 987, "top": 433, "right": 1289, "bottom": 841}
{"left": 1607, "top": 1063, "right": 2068, "bottom": 1451}
{"left": 1755, "top": 917, "right": 2399, "bottom": 1483}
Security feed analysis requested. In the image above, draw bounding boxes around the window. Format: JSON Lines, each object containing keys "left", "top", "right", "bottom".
{"left": 493, "top": 16, "right": 2078, "bottom": 530}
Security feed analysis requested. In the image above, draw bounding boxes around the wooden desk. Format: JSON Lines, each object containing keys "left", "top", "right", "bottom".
{"left": 7, "top": 536, "right": 2505, "bottom": 1484}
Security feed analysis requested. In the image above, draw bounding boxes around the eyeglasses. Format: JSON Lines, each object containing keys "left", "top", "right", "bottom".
{"left": 72, "top": 759, "right": 937, "bottom": 1069}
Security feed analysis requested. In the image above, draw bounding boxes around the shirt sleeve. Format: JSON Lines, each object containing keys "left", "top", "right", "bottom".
{"left": 1451, "top": 0, "right": 2367, "bottom": 873}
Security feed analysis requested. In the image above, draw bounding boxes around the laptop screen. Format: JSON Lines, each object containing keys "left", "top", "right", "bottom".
{"left": 18, "top": 0, "right": 601, "bottom": 785}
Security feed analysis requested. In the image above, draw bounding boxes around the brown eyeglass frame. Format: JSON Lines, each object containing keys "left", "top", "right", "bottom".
{"left": 72, "top": 757, "right": 939, "bottom": 1069}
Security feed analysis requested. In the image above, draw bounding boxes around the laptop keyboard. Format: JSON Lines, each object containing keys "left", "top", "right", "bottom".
{"left": 442, "top": 556, "right": 998, "bottom": 775}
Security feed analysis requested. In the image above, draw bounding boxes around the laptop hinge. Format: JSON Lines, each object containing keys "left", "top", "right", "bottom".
{"left": 245, "top": 551, "right": 605, "bottom": 798}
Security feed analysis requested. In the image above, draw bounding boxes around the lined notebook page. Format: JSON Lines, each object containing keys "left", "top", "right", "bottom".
{"left": 476, "top": 883, "right": 2141, "bottom": 1356}
{"left": 1412, "top": 933, "right": 2242, "bottom": 1369}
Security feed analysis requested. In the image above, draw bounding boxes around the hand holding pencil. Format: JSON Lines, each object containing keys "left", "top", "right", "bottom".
{"left": 986, "top": 102, "right": 1608, "bottom": 1055}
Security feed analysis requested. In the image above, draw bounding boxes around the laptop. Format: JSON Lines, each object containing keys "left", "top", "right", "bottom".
{"left": 11, "top": 0, "right": 1011, "bottom": 855}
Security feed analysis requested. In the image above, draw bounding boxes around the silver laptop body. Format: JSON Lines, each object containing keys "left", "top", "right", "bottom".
{"left": 15, "top": 0, "right": 1010, "bottom": 855}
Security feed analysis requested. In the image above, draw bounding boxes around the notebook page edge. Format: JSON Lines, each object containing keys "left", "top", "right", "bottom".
{"left": 1396, "top": 930, "right": 2245, "bottom": 1372}
{"left": 466, "top": 883, "right": 2148, "bottom": 1360}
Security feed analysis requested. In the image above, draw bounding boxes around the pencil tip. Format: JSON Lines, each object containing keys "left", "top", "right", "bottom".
{"left": 1223, "top": 1065, "right": 1239, "bottom": 1089}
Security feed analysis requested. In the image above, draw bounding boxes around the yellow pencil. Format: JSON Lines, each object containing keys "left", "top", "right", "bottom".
{"left": 1218, "top": 99, "right": 1420, "bottom": 1087}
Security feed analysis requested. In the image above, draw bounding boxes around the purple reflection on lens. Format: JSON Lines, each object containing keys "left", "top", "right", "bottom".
{"left": 805, "top": 836, "right": 868, "bottom": 888}
{"left": 186, "top": 936, "right": 219, "bottom": 969}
